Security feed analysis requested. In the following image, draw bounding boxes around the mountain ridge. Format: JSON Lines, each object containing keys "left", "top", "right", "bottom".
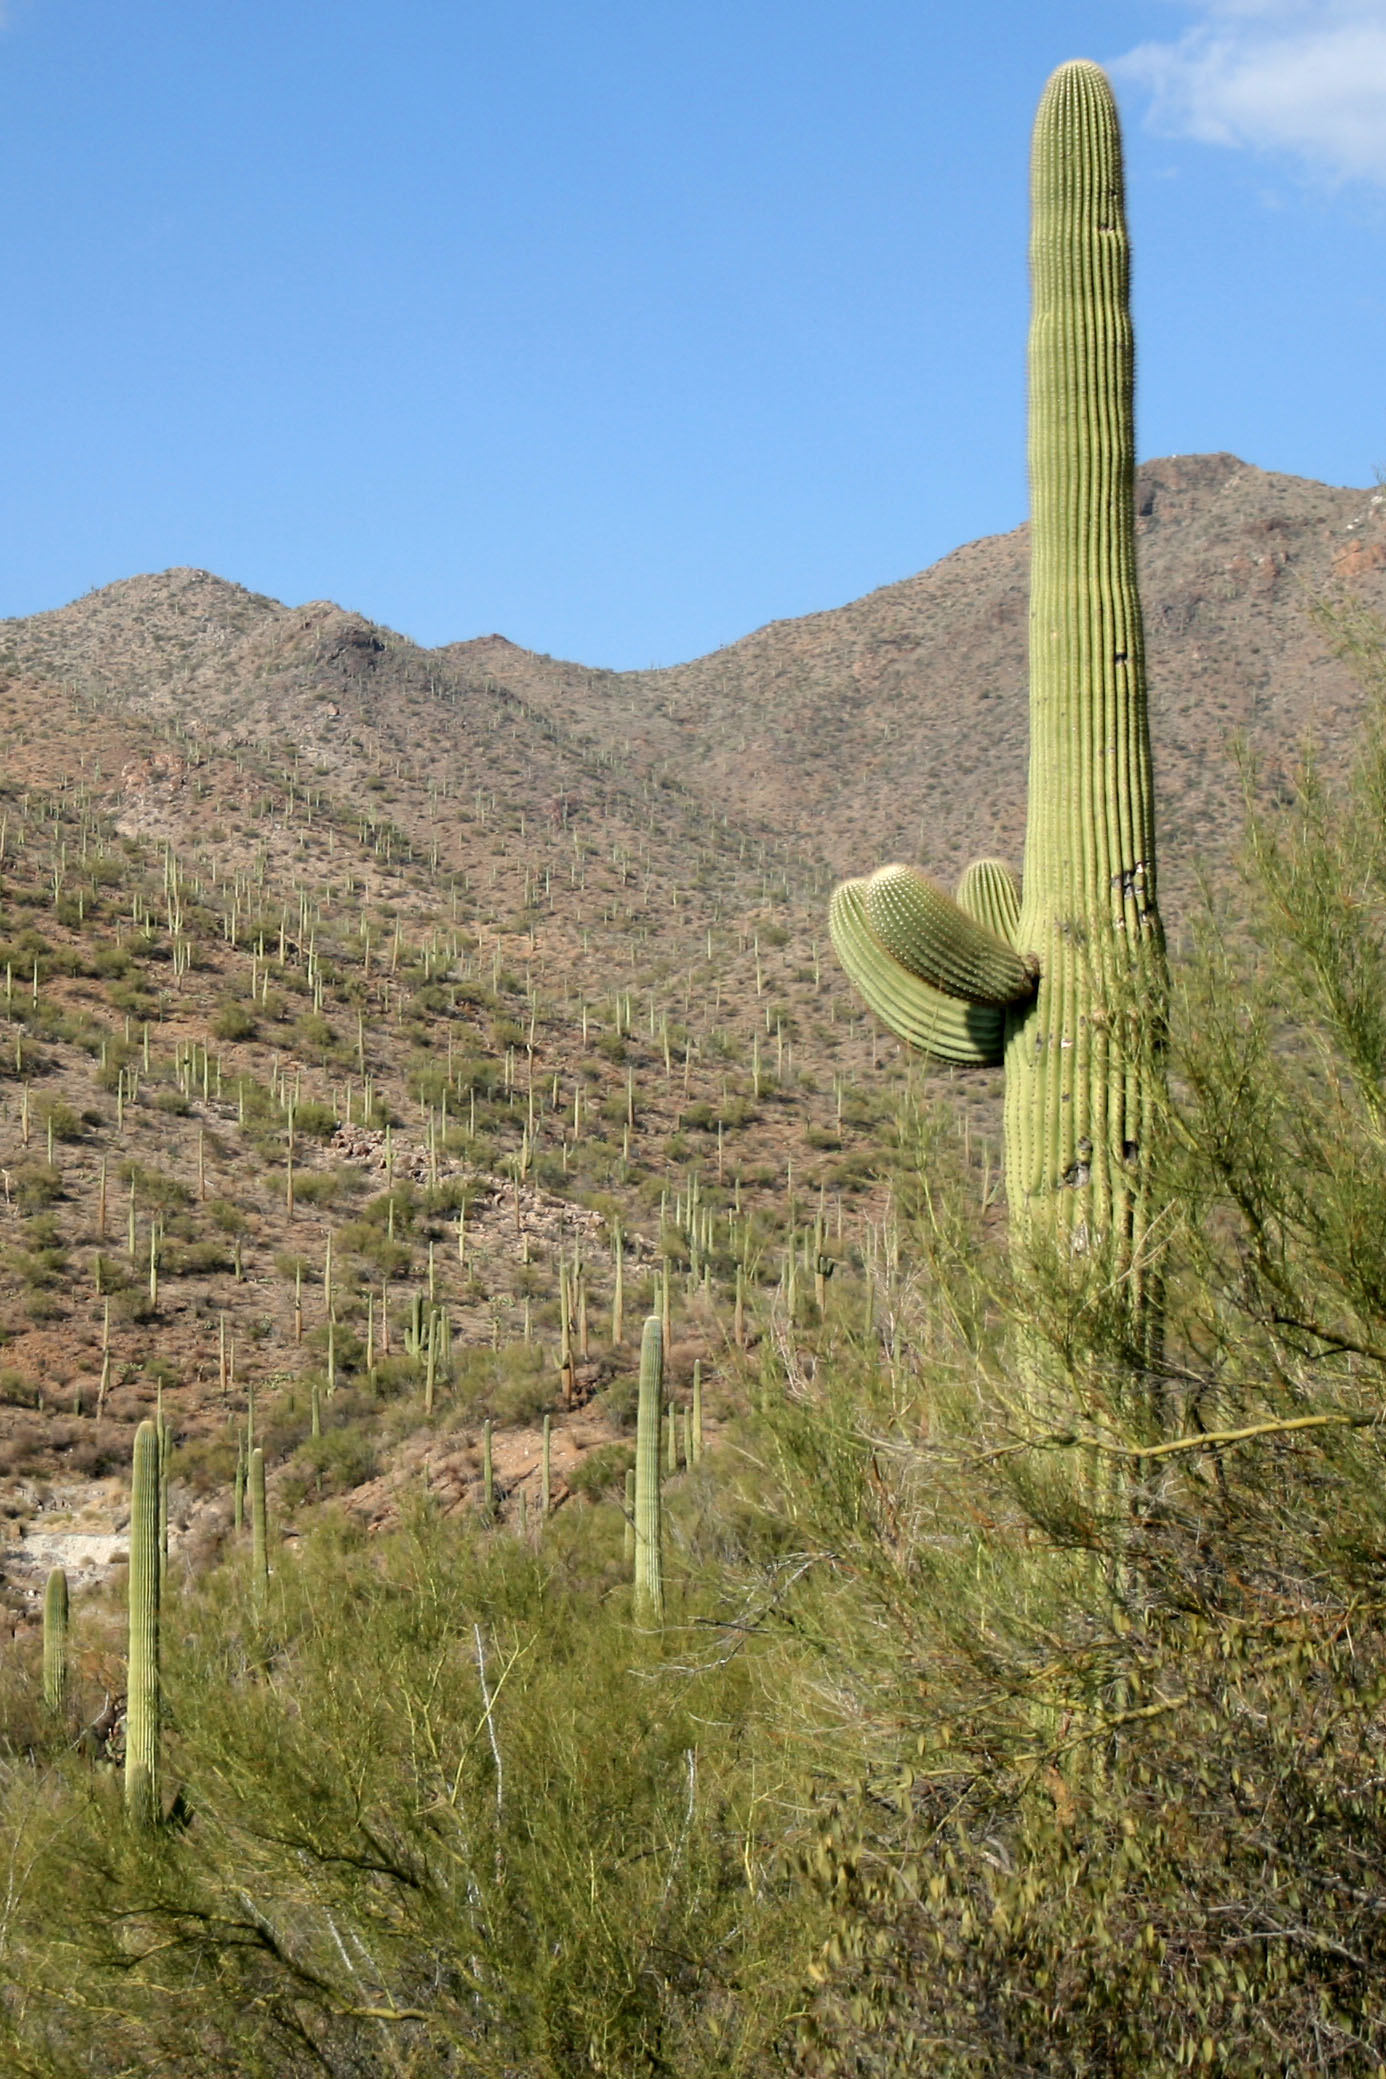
{"left": 6, "top": 451, "right": 1383, "bottom": 921}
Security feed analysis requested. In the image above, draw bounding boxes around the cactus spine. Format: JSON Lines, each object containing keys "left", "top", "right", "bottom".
{"left": 42, "top": 1566, "right": 68, "bottom": 1716}
{"left": 830, "top": 61, "right": 1166, "bottom": 1365}
{"left": 633, "top": 1315, "right": 664, "bottom": 1625}
{"left": 125, "top": 1419, "right": 161, "bottom": 1826}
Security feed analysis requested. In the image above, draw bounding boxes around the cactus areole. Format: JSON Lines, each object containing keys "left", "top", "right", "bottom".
{"left": 830, "top": 60, "right": 1166, "bottom": 1331}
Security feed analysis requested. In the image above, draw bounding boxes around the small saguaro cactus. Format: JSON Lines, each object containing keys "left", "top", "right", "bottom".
{"left": 633, "top": 1315, "right": 664, "bottom": 1625}
{"left": 42, "top": 1566, "right": 68, "bottom": 1717}
{"left": 541, "top": 1412, "right": 552, "bottom": 1518}
{"left": 830, "top": 59, "right": 1167, "bottom": 1367}
{"left": 249, "top": 1445, "right": 268, "bottom": 1599}
{"left": 126, "top": 1419, "right": 161, "bottom": 1826}
{"left": 691, "top": 1358, "right": 704, "bottom": 1465}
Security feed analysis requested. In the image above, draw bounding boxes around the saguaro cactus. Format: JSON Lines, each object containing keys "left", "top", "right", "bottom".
{"left": 633, "top": 1315, "right": 664, "bottom": 1624}
{"left": 42, "top": 1566, "right": 68, "bottom": 1717}
{"left": 249, "top": 1445, "right": 268, "bottom": 1599}
{"left": 126, "top": 1419, "right": 161, "bottom": 1826}
{"left": 831, "top": 60, "right": 1166, "bottom": 1356}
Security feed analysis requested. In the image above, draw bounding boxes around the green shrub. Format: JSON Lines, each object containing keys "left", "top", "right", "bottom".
{"left": 566, "top": 1440, "right": 634, "bottom": 1501}
{"left": 212, "top": 1001, "right": 257, "bottom": 1042}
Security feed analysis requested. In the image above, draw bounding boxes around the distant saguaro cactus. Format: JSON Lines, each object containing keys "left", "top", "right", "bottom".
{"left": 42, "top": 1566, "right": 68, "bottom": 1717}
{"left": 249, "top": 1445, "right": 268, "bottom": 1599}
{"left": 633, "top": 1316, "right": 664, "bottom": 1625}
{"left": 125, "top": 1420, "right": 161, "bottom": 1826}
{"left": 830, "top": 60, "right": 1166, "bottom": 1362}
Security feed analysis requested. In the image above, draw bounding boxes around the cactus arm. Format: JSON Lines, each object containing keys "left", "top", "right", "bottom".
{"left": 829, "top": 880, "right": 1005, "bottom": 1065}
{"left": 125, "top": 1420, "right": 161, "bottom": 1827}
{"left": 956, "top": 859, "right": 1023, "bottom": 947}
{"left": 866, "top": 863, "right": 1037, "bottom": 1005}
{"left": 633, "top": 1315, "right": 664, "bottom": 1625}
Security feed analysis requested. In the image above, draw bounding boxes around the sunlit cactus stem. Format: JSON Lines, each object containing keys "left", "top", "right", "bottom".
{"left": 249, "top": 1445, "right": 268, "bottom": 1599}
{"left": 43, "top": 1566, "right": 68, "bottom": 1717}
{"left": 125, "top": 1420, "right": 161, "bottom": 1826}
{"left": 633, "top": 1315, "right": 664, "bottom": 1625}
{"left": 541, "top": 1412, "right": 552, "bottom": 1518}
{"left": 1006, "top": 57, "right": 1166, "bottom": 1343}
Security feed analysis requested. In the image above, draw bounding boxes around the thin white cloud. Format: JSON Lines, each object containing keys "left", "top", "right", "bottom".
{"left": 1115, "top": 1, "right": 1386, "bottom": 182}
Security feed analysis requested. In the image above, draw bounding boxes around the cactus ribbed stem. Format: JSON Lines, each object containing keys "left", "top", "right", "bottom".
{"left": 42, "top": 1566, "right": 68, "bottom": 1717}
{"left": 1005, "top": 60, "right": 1165, "bottom": 1335}
{"left": 623, "top": 1467, "right": 636, "bottom": 1567}
{"left": 633, "top": 1316, "right": 664, "bottom": 1625}
{"left": 125, "top": 1420, "right": 161, "bottom": 1826}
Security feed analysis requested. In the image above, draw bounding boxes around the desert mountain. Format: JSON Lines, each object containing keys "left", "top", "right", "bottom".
{"left": 6, "top": 454, "right": 1381, "bottom": 939}
{"left": 453, "top": 453, "right": 1386, "bottom": 903}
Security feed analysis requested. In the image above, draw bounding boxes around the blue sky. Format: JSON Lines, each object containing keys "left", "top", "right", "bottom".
{"left": 1, "top": 0, "right": 1383, "bottom": 667}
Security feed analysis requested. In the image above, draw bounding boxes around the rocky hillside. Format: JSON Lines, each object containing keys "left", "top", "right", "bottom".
{"left": 0, "top": 451, "right": 1376, "bottom": 1615}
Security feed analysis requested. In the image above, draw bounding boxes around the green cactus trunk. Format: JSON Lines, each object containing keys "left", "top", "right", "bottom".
{"left": 541, "top": 1412, "right": 552, "bottom": 1518}
{"left": 250, "top": 1444, "right": 268, "bottom": 1598}
{"left": 125, "top": 1419, "right": 161, "bottom": 1826}
{"left": 633, "top": 1315, "right": 664, "bottom": 1625}
{"left": 1004, "top": 59, "right": 1165, "bottom": 1346}
{"left": 42, "top": 1566, "right": 68, "bottom": 1717}
{"left": 691, "top": 1359, "right": 703, "bottom": 1466}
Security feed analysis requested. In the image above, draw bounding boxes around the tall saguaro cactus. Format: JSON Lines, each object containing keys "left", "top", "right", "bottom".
{"left": 831, "top": 60, "right": 1166, "bottom": 1358}
{"left": 126, "top": 1419, "right": 161, "bottom": 1827}
{"left": 633, "top": 1315, "right": 664, "bottom": 1625}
